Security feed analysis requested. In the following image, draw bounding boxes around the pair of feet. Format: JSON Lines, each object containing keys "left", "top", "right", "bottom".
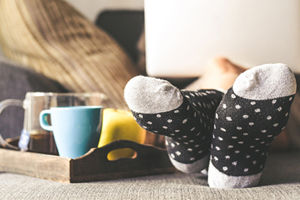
{"left": 124, "top": 63, "right": 296, "bottom": 188}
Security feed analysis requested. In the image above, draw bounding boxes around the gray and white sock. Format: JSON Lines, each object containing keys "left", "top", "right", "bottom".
{"left": 124, "top": 76, "right": 223, "bottom": 173}
{"left": 208, "top": 63, "right": 297, "bottom": 188}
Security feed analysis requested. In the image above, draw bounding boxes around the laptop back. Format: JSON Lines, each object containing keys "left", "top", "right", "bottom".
{"left": 145, "top": 0, "right": 300, "bottom": 77}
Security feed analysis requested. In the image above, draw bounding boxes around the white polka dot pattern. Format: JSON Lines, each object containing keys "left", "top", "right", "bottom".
{"left": 132, "top": 89, "right": 224, "bottom": 164}
{"left": 211, "top": 88, "right": 294, "bottom": 176}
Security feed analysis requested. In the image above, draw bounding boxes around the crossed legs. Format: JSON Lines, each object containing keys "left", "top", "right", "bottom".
{"left": 124, "top": 58, "right": 296, "bottom": 188}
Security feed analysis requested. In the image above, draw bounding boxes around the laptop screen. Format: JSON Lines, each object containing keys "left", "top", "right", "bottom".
{"left": 145, "top": 0, "right": 300, "bottom": 77}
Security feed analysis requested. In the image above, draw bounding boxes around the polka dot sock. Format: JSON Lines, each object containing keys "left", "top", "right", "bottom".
{"left": 124, "top": 76, "right": 224, "bottom": 173}
{"left": 208, "top": 63, "right": 297, "bottom": 188}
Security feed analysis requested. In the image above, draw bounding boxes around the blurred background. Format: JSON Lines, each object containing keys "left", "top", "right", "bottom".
{"left": 66, "top": 0, "right": 144, "bottom": 22}
{"left": 0, "top": 0, "right": 144, "bottom": 58}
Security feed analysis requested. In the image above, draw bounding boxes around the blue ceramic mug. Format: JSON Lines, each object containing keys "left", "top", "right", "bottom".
{"left": 39, "top": 106, "right": 103, "bottom": 159}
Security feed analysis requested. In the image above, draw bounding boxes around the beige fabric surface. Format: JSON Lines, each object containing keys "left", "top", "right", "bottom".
{"left": 0, "top": 0, "right": 139, "bottom": 110}
{"left": 0, "top": 151, "right": 299, "bottom": 200}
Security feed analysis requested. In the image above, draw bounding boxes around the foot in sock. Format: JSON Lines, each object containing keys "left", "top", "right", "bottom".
{"left": 208, "top": 63, "right": 297, "bottom": 188}
{"left": 124, "top": 76, "right": 223, "bottom": 173}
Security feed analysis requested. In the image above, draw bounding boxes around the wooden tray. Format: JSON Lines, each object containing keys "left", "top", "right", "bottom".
{"left": 0, "top": 140, "right": 176, "bottom": 183}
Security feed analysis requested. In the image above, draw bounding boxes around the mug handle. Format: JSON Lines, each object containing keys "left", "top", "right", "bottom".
{"left": 0, "top": 99, "right": 25, "bottom": 150}
{"left": 39, "top": 110, "right": 53, "bottom": 131}
{"left": 0, "top": 99, "right": 23, "bottom": 113}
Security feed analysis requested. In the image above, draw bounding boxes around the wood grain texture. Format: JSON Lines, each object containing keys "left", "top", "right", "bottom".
{"left": 0, "top": 140, "right": 175, "bottom": 183}
{"left": 0, "top": 148, "right": 71, "bottom": 183}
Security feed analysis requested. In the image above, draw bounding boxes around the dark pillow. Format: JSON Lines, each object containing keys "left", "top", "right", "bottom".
{"left": 0, "top": 58, "right": 68, "bottom": 139}
{"left": 95, "top": 10, "right": 145, "bottom": 63}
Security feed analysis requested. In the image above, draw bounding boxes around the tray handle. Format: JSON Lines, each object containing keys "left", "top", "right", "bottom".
{"left": 0, "top": 134, "right": 20, "bottom": 150}
{"left": 80, "top": 140, "right": 165, "bottom": 161}
{"left": 70, "top": 140, "right": 174, "bottom": 182}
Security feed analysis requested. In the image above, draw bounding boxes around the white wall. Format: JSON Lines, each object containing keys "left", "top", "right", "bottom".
{"left": 66, "top": 0, "right": 144, "bottom": 22}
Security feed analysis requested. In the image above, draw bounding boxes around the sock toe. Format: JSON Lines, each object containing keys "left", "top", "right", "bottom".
{"left": 124, "top": 75, "right": 183, "bottom": 113}
{"left": 233, "top": 63, "right": 297, "bottom": 100}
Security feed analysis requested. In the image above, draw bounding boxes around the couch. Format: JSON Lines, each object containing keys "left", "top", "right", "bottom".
{"left": 0, "top": 0, "right": 299, "bottom": 199}
{"left": 0, "top": 150, "right": 299, "bottom": 199}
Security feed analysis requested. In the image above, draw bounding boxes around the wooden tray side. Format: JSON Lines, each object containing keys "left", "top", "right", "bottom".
{"left": 0, "top": 140, "right": 175, "bottom": 183}
{"left": 0, "top": 148, "right": 71, "bottom": 183}
{"left": 70, "top": 140, "right": 175, "bottom": 182}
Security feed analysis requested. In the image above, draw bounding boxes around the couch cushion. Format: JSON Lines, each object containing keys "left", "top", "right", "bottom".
{"left": 0, "top": 150, "right": 299, "bottom": 199}
{"left": 0, "top": 0, "right": 139, "bottom": 110}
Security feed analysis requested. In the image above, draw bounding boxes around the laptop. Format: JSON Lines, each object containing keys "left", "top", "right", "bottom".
{"left": 144, "top": 0, "right": 300, "bottom": 78}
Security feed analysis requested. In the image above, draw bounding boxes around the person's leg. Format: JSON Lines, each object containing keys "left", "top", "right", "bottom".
{"left": 186, "top": 57, "right": 245, "bottom": 91}
{"left": 124, "top": 75, "right": 223, "bottom": 173}
{"left": 186, "top": 57, "right": 291, "bottom": 150}
{"left": 124, "top": 57, "right": 241, "bottom": 173}
{"left": 124, "top": 57, "right": 296, "bottom": 184}
{"left": 208, "top": 63, "right": 296, "bottom": 188}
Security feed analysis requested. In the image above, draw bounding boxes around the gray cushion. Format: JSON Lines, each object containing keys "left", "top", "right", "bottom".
{"left": 0, "top": 58, "right": 68, "bottom": 139}
{"left": 0, "top": 150, "right": 299, "bottom": 199}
